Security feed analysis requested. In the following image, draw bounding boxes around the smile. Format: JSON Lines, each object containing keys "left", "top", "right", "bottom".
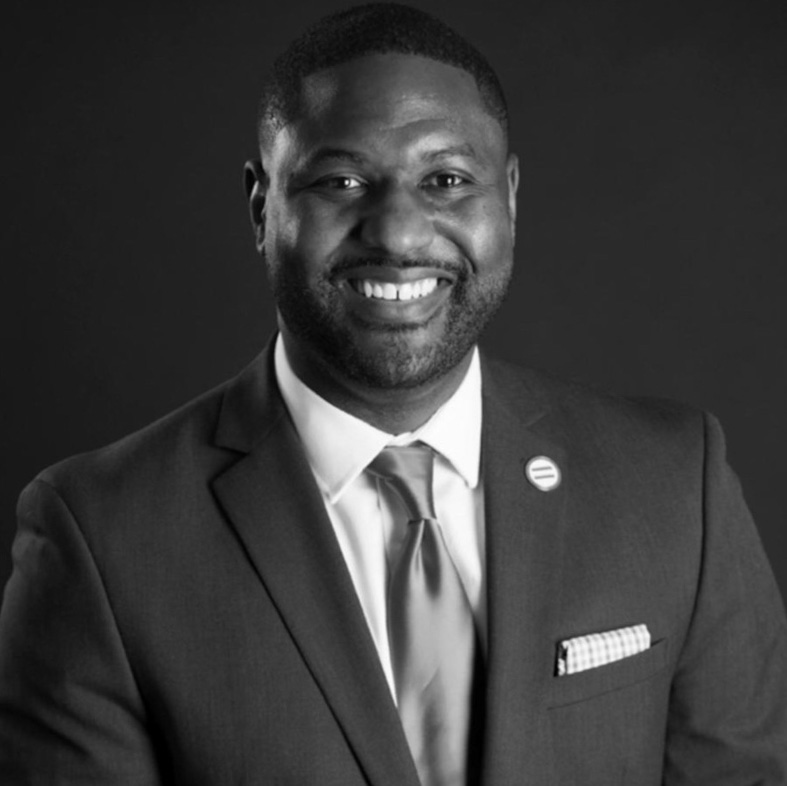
{"left": 350, "top": 277, "right": 439, "bottom": 302}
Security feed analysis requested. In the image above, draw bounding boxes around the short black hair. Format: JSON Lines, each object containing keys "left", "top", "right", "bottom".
{"left": 257, "top": 3, "right": 508, "bottom": 150}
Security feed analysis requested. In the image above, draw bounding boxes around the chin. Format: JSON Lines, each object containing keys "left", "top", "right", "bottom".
{"left": 328, "top": 328, "right": 473, "bottom": 391}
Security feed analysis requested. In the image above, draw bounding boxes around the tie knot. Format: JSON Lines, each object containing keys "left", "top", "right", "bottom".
{"left": 368, "top": 445, "right": 437, "bottom": 522}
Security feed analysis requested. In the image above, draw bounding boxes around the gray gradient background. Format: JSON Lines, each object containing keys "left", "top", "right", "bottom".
{"left": 3, "top": 0, "right": 786, "bottom": 599}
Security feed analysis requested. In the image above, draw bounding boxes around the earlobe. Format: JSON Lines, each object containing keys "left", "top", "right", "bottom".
{"left": 506, "top": 153, "right": 519, "bottom": 240}
{"left": 243, "top": 159, "right": 267, "bottom": 254}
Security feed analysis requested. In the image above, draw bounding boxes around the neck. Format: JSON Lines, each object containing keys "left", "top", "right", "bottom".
{"left": 281, "top": 333, "right": 474, "bottom": 435}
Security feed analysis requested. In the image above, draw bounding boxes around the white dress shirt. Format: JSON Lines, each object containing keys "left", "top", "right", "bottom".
{"left": 274, "top": 335, "right": 485, "bottom": 698}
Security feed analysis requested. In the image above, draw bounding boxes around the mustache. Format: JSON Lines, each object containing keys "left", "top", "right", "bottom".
{"left": 329, "top": 256, "right": 467, "bottom": 278}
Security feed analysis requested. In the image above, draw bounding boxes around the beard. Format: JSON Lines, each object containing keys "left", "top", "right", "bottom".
{"left": 268, "top": 254, "right": 512, "bottom": 390}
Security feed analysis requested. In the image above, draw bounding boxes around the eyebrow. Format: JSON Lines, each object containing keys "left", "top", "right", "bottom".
{"left": 420, "top": 144, "right": 480, "bottom": 163}
{"left": 302, "top": 148, "right": 369, "bottom": 169}
{"left": 300, "top": 143, "right": 480, "bottom": 171}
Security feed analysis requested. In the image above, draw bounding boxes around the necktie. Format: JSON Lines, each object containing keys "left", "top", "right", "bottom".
{"left": 368, "top": 445, "right": 481, "bottom": 786}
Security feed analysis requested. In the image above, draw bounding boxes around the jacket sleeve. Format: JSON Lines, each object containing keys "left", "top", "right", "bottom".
{"left": 0, "top": 479, "right": 163, "bottom": 785}
{"left": 663, "top": 413, "right": 787, "bottom": 784}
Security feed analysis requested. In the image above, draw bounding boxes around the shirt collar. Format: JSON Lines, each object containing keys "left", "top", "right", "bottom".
{"left": 274, "top": 335, "right": 482, "bottom": 503}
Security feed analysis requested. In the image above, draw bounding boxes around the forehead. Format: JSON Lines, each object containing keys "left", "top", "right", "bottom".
{"left": 268, "top": 53, "right": 505, "bottom": 166}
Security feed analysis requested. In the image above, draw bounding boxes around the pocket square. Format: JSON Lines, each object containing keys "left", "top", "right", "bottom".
{"left": 556, "top": 624, "right": 651, "bottom": 676}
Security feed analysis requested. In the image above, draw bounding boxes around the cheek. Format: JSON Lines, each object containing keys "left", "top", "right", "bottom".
{"left": 268, "top": 201, "right": 350, "bottom": 274}
{"left": 444, "top": 199, "right": 514, "bottom": 272}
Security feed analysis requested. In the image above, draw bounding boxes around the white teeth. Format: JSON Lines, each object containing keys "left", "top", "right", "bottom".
{"left": 353, "top": 277, "right": 440, "bottom": 301}
{"left": 421, "top": 278, "right": 437, "bottom": 296}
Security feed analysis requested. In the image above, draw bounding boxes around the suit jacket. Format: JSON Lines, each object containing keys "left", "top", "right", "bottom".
{"left": 1, "top": 343, "right": 786, "bottom": 785}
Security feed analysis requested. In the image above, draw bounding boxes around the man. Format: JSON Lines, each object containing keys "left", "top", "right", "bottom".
{"left": 1, "top": 3, "right": 785, "bottom": 784}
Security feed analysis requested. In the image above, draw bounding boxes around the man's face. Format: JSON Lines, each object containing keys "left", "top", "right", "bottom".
{"left": 255, "top": 53, "right": 518, "bottom": 390}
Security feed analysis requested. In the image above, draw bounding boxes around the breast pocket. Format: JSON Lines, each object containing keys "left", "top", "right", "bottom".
{"left": 547, "top": 638, "right": 669, "bottom": 708}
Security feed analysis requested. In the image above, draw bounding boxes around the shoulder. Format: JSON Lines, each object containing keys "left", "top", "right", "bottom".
{"left": 34, "top": 379, "right": 229, "bottom": 502}
{"left": 31, "top": 345, "right": 283, "bottom": 498}
{"left": 17, "top": 389, "right": 224, "bottom": 560}
{"left": 482, "top": 353, "right": 709, "bottom": 442}
{"left": 479, "top": 354, "right": 726, "bottom": 504}
{"left": 22, "top": 347, "right": 281, "bottom": 533}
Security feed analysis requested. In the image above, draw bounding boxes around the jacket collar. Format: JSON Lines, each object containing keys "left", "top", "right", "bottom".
{"left": 213, "top": 339, "right": 284, "bottom": 454}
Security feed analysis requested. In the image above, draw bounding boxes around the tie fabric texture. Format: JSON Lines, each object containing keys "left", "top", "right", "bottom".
{"left": 368, "top": 445, "right": 481, "bottom": 786}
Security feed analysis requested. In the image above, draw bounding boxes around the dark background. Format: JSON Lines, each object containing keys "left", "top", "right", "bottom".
{"left": 3, "top": 0, "right": 786, "bottom": 599}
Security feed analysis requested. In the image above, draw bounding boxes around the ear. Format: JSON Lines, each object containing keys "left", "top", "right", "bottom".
{"left": 506, "top": 152, "right": 519, "bottom": 242}
{"left": 244, "top": 159, "right": 267, "bottom": 254}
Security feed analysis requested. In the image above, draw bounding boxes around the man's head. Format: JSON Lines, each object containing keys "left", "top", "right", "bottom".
{"left": 245, "top": 4, "right": 518, "bottom": 407}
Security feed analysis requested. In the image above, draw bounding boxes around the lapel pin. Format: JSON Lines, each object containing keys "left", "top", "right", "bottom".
{"left": 525, "top": 456, "right": 561, "bottom": 491}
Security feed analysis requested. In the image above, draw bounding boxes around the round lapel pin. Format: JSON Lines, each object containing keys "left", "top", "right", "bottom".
{"left": 525, "top": 456, "right": 561, "bottom": 491}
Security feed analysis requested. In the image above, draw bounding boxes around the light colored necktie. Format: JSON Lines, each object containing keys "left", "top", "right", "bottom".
{"left": 368, "top": 445, "right": 482, "bottom": 786}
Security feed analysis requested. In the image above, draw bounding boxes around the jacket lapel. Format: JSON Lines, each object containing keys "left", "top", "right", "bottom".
{"left": 480, "top": 359, "right": 566, "bottom": 785}
{"left": 211, "top": 345, "right": 420, "bottom": 786}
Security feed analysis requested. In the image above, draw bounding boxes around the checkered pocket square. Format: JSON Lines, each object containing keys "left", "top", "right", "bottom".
{"left": 556, "top": 624, "right": 651, "bottom": 676}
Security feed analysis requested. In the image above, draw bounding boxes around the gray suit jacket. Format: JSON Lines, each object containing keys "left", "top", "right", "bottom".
{"left": 1, "top": 342, "right": 786, "bottom": 784}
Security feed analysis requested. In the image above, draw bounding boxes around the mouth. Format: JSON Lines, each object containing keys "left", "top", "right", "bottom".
{"left": 336, "top": 265, "right": 457, "bottom": 324}
{"left": 349, "top": 276, "right": 439, "bottom": 302}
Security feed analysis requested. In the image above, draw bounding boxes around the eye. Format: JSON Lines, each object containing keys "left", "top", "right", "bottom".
{"left": 315, "top": 175, "right": 365, "bottom": 190}
{"left": 422, "top": 172, "right": 470, "bottom": 189}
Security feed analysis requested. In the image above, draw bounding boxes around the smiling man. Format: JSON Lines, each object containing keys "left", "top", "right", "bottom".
{"left": 248, "top": 46, "right": 517, "bottom": 431}
{"left": 1, "top": 4, "right": 786, "bottom": 785}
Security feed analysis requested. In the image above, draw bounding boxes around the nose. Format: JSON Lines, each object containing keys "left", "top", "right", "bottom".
{"left": 358, "top": 185, "right": 435, "bottom": 257}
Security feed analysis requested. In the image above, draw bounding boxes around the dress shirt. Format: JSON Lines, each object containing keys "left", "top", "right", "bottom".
{"left": 274, "top": 335, "right": 485, "bottom": 698}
